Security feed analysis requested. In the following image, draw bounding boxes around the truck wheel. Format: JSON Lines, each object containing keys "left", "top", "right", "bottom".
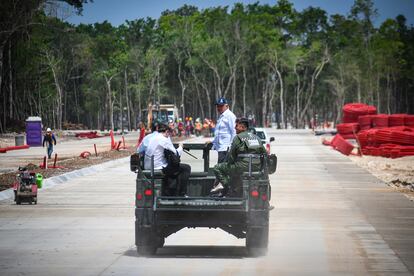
{"left": 246, "top": 226, "right": 269, "bottom": 257}
{"left": 157, "top": 237, "right": 165, "bottom": 248}
{"left": 15, "top": 196, "right": 21, "bottom": 205}
{"left": 137, "top": 245, "right": 157, "bottom": 256}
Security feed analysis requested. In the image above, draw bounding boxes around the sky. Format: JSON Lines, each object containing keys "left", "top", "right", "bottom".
{"left": 65, "top": 0, "right": 414, "bottom": 27}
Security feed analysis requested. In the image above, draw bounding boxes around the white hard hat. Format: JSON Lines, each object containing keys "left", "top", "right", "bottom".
{"left": 46, "top": 128, "right": 51, "bottom": 132}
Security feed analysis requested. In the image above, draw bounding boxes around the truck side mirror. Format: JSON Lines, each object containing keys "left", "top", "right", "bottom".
{"left": 270, "top": 137, "right": 275, "bottom": 143}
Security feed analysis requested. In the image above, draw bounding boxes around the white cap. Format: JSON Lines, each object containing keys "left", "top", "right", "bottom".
{"left": 46, "top": 128, "right": 51, "bottom": 132}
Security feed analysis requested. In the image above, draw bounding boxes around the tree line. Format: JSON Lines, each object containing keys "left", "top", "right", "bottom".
{"left": 1, "top": 0, "right": 413, "bottom": 132}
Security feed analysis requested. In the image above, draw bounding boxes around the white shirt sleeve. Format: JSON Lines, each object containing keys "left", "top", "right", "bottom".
{"left": 228, "top": 113, "right": 236, "bottom": 141}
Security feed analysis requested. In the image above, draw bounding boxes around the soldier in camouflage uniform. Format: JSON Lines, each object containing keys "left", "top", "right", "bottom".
{"left": 211, "top": 118, "right": 266, "bottom": 196}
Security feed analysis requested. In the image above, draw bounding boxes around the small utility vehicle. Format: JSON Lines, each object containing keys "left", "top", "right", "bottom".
{"left": 13, "top": 167, "right": 38, "bottom": 205}
{"left": 130, "top": 143, "right": 277, "bottom": 256}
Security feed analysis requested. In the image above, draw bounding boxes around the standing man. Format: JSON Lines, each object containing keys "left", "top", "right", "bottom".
{"left": 211, "top": 118, "right": 266, "bottom": 196}
{"left": 42, "top": 128, "right": 57, "bottom": 159}
{"left": 210, "top": 97, "right": 236, "bottom": 163}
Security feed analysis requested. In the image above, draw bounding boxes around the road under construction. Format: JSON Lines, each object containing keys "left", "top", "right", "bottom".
{"left": 0, "top": 129, "right": 413, "bottom": 275}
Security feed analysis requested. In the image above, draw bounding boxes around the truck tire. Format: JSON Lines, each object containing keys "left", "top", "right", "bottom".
{"left": 246, "top": 226, "right": 269, "bottom": 257}
{"left": 137, "top": 245, "right": 157, "bottom": 256}
{"left": 157, "top": 237, "right": 165, "bottom": 248}
{"left": 135, "top": 226, "right": 160, "bottom": 256}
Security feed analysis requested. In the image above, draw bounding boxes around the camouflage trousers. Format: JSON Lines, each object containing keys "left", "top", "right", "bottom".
{"left": 213, "top": 162, "right": 244, "bottom": 188}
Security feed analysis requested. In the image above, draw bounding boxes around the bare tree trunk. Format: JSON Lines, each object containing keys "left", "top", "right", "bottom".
{"left": 178, "top": 62, "right": 186, "bottom": 121}
{"left": 268, "top": 77, "right": 276, "bottom": 128}
{"left": 105, "top": 75, "right": 115, "bottom": 131}
{"left": 299, "top": 47, "right": 329, "bottom": 125}
{"left": 231, "top": 73, "right": 236, "bottom": 111}
{"left": 156, "top": 64, "right": 161, "bottom": 104}
{"left": 0, "top": 44, "right": 5, "bottom": 131}
{"left": 376, "top": 72, "right": 380, "bottom": 113}
{"left": 73, "top": 79, "right": 80, "bottom": 123}
{"left": 119, "top": 83, "right": 122, "bottom": 132}
{"left": 262, "top": 79, "right": 269, "bottom": 127}
{"left": 275, "top": 68, "right": 284, "bottom": 128}
{"left": 49, "top": 59, "right": 63, "bottom": 130}
{"left": 8, "top": 42, "right": 13, "bottom": 119}
{"left": 294, "top": 65, "right": 301, "bottom": 128}
{"left": 354, "top": 74, "right": 361, "bottom": 103}
{"left": 124, "top": 69, "right": 131, "bottom": 130}
{"left": 242, "top": 66, "right": 247, "bottom": 117}
{"left": 199, "top": 56, "right": 222, "bottom": 98}
{"left": 195, "top": 83, "right": 205, "bottom": 119}
{"left": 386, "top": 69, "right": 391, "bottom": 114}
{"left": 0, "top": 114, "right": 3, "bottom": 133}
{"left": 63, "top": 81, "right": 67, "bottom": 124}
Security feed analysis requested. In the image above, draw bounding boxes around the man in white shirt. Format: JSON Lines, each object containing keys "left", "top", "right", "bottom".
{"left": 211, "top": 97, "right": 236, "bottom": 163}
{"left": 144, "top": 124, "right": 191, "bottom": 196}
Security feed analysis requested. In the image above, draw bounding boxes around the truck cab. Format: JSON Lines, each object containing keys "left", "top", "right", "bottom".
{"left": 130, "top": 143, "right": 277, "bottom": 256}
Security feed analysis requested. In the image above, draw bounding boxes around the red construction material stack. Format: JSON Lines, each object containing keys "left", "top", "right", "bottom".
{"left": 405, "top": 115, "right": 414, "bottom": 127}
{"left": 358, "top": 115, "right": 374, "bottom": 130}
{"left": 75, "top": 131, "right": 100, "bottom": 139}
{"left": 374, "top": 128, "right": 394, "bottom": 144}
{"left": 371, "top": 114, "right": 389, "bottom": 128}
{"left": 342, "top": 103, "right": 377, "bottom": 123}
{"left": 388, "top": 114, "right": 406, "bottom": 127}
{"left": 391, "top": 127, "right": 414, "bottom": 145}
{"left": 330, "top": 134, "right": 354, "bottom": 155}
{"left": 330, "top": 134, "right": 341, "bottom": 148}
{"left": 362, "top": 144, "right": 414, "bottom": 159}
{"left": 324, "top": 102, "right": 414, "bottom": 158}
{"left": 336, "top": 123, "right": 360, "bottom": 139}
{"left": 357, "top": 129, "right": 373, "bottom": 148}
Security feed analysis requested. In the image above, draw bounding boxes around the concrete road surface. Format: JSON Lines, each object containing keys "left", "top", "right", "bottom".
{"left": 0, "top": 130, "right": 413, "bottom": 275}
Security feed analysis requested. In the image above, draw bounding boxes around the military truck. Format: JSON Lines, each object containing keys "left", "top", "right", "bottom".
{"left": 130, "top": 143, "right": 277, "bottom": 256}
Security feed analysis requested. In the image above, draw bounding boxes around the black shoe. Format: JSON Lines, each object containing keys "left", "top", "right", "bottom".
{"left": 210, "top": 191, "right": 225, "bottom": 197}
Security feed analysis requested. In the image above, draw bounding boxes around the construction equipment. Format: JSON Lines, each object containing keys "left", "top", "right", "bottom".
{"left": 13, "top": 167, "right": 41, "bottom": 205}
{"left": 143, "top": 103, "right": 179, "bottom": 130}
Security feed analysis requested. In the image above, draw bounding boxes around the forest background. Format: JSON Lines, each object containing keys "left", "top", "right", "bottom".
{"left": 0, "top": 0, "right": 413, "bottom": 132}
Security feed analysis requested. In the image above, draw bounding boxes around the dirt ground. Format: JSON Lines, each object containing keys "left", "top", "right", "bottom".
{"left": 0, "top": 131, "right": 188, "bottom": 192}
{"left": 349, "top": 155, "right": 414, "bottom": 200}
{"left": 0, "top": 146, "right": 134, "bottom": 192}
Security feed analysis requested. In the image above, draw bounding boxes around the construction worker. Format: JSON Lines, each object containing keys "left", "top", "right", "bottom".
{"left": 194, "top": 119, "right": 202, "bottom": 137}
{"left": 210, "top": 118, "right": 266, "bottom": 197}
{"left": 203, "top": 119, "right": 210, "bottom": 137}
{"left": 42, "top": 128, "right": 57, "bottom": 159}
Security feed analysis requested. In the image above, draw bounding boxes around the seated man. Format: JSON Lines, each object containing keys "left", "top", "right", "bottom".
{"left": 144, "top": 123, "right": 191, "bottom": 196}
{"left": 211, "top": 118, "right": 266, "bottom": 197}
